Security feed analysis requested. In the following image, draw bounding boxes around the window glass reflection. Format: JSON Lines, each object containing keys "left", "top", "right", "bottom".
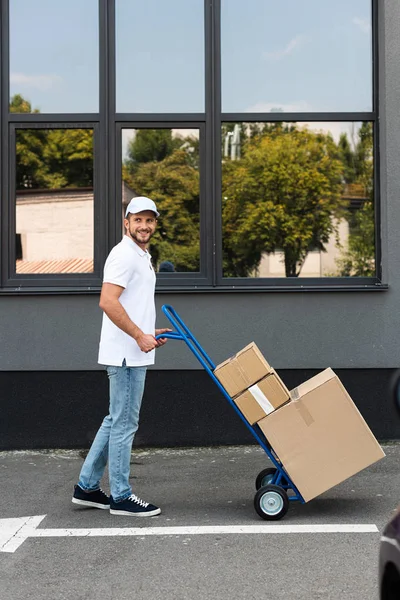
{"left": 15, "top": 129, "right": 94, "bottom": 274}
{"left": 116, "top": 0, "right": 204, "bottom": 112}
{"left": 122, "top": 128, "right": 200, "bottom": 272}
{"left": 10, "top": 0, "right": 98, "bottom": 113}
{"left": 221, "top": 0, "right": 372, "bottom": 113}
{"left": 222, "top": 122, "right": 375, "bottom": 278}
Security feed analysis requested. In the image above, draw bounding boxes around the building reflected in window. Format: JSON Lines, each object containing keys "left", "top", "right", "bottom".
{"left": 15, "top": 128, "right": 94, "bottom": 274}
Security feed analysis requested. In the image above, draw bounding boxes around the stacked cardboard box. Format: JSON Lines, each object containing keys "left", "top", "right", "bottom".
{"left": 214, "top": 342, "right": 290, "bottom": 424}
{"left": 214, "top": 344, "right": 385, "bottom": 502}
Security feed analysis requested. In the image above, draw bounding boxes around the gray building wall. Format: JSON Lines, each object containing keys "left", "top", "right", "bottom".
{"left": 1, "top": 1, "right": 400, "bottom": 448}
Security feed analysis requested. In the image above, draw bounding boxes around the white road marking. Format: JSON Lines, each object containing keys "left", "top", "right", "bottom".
{"left": 0, "top": 516, "right": 379, "bottom": 553}
{"left": 0, "top": 515, "right": 46, "bottom": 553}
{"left": 34, "top": 524, "right": 379, "bottom": 537}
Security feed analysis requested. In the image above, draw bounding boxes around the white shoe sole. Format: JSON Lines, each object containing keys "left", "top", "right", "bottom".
{"left": 72, "top": 498, "right": 110, "bottom": 509}
{"left": 110, "top": 508, "right": 161, "bottom": 517}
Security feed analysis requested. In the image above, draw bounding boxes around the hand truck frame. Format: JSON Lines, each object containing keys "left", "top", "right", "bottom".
{"left": 156, "top": 304, "right": 305, "bottom": 520}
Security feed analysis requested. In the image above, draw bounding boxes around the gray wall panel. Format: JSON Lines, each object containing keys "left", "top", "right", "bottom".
{"left": 0, "top": 290, "right": 398, "bottom": 371}
{"left": 153, "top": 293, "right": 395, "bottom": 370}
{"left": 0, "top": 295, "right": 103, "bottom": 371}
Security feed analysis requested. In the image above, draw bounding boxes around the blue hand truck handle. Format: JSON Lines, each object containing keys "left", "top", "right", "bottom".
{"left": 156, "top": 304, "right": 216, "bottom": 371}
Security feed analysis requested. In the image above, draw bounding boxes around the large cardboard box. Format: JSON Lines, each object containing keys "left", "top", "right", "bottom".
{"left": 214, "top": 342, "right": 272, "bottom": 398}
{"left": 258, "top": 368, "right": 385, "bottom": 502}
{"left": 234, "top": 370, "right": 290, "bottom": 425}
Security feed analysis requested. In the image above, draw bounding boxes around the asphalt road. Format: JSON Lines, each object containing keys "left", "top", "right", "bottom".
{"left": 0, "top": 443, "right": 398, "bottom": 600}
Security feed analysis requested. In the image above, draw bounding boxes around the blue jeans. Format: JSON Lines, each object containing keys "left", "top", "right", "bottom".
{"left": 78, "top": 363, "right": 147, "bottom": 502}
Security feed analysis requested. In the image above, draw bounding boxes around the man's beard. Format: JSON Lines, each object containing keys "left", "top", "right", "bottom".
{"left": 128, "top": 226, "right": 153, "bottom": 245}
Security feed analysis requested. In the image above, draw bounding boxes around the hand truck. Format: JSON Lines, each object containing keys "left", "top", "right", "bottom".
{"left": 155, "top": 304, "right": 305, "bottom": 520}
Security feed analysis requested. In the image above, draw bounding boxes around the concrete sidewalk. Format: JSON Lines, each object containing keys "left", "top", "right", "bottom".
{"left": 0, "top": 444, "right": 399, "bottom": 599}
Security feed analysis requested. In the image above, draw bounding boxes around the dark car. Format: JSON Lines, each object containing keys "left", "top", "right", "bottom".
{"left": 380, "top": 509, "right": 400, "bottom": 598}
{"left": 379, "top": 372, "right": 400, "bottom": 599}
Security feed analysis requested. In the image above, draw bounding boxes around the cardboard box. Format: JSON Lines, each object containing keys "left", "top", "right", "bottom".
{"left": 258, "top": 368, "right": 385, "bottom": 502}
{"left": 234, "top": 370, "right": 290, "bottom": 424}
{"left": 214, "top": 342, "right": 273, "bottom": 398}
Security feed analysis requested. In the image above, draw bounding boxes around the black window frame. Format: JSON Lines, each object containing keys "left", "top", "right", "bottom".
{"left": 0, "top": 0, "right": 386, "bottom": 294}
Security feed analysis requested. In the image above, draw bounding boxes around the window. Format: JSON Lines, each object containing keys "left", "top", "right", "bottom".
{"left": 116, "top": 0, "right": 204, "bottom": 113}
{"left": 121, "top": 128, "right": 201, "bottom": 273}
{"left": 14, "top": 128, "right": 95, "bottom": 275}
{"left": 0, "top": 1, "right": 381, "bottom": 293}
{"left": 218, "top": 0, "right": 378, "bottom": 288}
{"left": 221, "top": 0, "right": 372, "bottom": 113}
{"left": 221, "top": 122, "right": 375, "bottom": 279}
{"left": 9, "top": 0, "right": 99, "bottom": 113}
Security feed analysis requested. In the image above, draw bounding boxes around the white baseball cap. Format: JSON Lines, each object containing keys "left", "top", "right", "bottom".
{"left": 125, "top": 196, "right": 159, "bottom": 218}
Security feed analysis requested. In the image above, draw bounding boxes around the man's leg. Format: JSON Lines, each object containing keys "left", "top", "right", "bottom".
{"left": 72, "top": 367, "right": 115, "bottom": 509}
{"left": 77, "top": 415, "right": 111, "bottom": 492}
{"left": 76, "top": 366, "right": 122, "bottom": 492}
{"left": 108, "top": 365, "right": 147, "bottom": 502}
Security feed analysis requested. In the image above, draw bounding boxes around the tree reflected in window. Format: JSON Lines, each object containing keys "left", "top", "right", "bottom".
{"left": 122, "top": 129, "right": 200, "bottom": 273}
{"left": 222, "top": 122, "right": 374, "bottom": 278}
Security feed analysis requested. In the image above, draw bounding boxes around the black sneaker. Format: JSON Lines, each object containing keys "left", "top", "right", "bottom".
{"left": 110, "top": 494, "right": 161, "bottom": 517}
{"left": 72, "top": 484, "right": 110, "bottom": 509}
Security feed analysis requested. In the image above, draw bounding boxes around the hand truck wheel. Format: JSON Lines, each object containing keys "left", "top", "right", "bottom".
{"left": 255, "top": 467, "right": 289, "bottom": 490}
{"left": 255, "top": 467, "right": 278, "bottom": 490}
{"left": 254, "top": 484, "right": 289, "bottom": 520}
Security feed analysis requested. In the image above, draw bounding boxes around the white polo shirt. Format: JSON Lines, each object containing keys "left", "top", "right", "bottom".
{"left": 98, "top": 235, "right": 156, "bottom": 367}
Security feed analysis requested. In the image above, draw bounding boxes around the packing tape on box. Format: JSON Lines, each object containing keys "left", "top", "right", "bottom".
{"left": 291, "top": 387, "right": 314, "bottom": 426}
{"left": 235, "top": 360, "right": 251, "bottom": 384}
{"left": 291, "top": 388, "right": 300, "bottom": 400}
{"left": 217, "top": 357, "right": 254, "bottom": 392}
{"left": 248, "top": 384, "right": 274, "bottom": 415}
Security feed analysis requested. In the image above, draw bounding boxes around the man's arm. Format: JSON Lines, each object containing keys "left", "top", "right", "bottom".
{"left": 99, "top": 282, "right": 157, "bottom": 353}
